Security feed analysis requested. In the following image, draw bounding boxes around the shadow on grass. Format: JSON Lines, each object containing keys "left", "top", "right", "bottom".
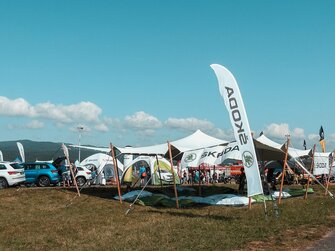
{"left": 147, "top": 209, "right": 236, "bottom": 221}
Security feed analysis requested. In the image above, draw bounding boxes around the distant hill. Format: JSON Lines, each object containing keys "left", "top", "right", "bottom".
{"left": 0, "top": 140, "right": 103, "bottom": 162}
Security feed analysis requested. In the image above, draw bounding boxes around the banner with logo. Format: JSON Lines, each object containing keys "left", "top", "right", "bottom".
{"left": 313, "top": 153, "right": 330, "bottom": 175}
{"left": 180, "top": 148, "right": 204, "bottom": 169}
{"left": 16, "top": 142, "right": 25, "bottom": 163}
{"left": 180, "top": 143, "right": 241, "bottom": 170}
{"left": 211, "top": 64, "right": 263, "bottom": 196}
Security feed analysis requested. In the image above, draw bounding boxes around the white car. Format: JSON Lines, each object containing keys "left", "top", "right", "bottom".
{"left": 75, "top": 166, "right": 92, "bottom": 187}
{"left": 0, "top": 162, "right": 26, "bottom": 188}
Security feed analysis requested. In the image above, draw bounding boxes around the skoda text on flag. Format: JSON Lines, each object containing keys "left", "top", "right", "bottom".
{"left": 210, "top": 64, "right": 263, "bottom": 196}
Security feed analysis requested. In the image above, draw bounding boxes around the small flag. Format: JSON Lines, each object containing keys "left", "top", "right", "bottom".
{"left": 319, "top": 126, "right": 326, "bottom": 153}
{"left": 303, "top": 140, "right": 306, "bottom": 150}
{"left": 16, "top": 142, "right": 25, "bottom": 163}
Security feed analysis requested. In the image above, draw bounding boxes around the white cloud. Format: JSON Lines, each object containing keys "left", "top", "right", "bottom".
{"left": 0, "top": 96, "right": 102, "bottom": 124}
{"left": 124, "top": 111, "right": 162, "bottom": 130}
{"left": 24, "top": 120, "right": 44, "bottom": 129}
{"left": 7, "top": 120, "right": 44, "bottom": 130}
{"left": 308, "top": 134, "right": 318, "bottom": 141}
{"left": 0, "top": 96, "right": 36, "bottom": 117}
{"left": 291, "top": 127, "right": 305, "bottom": 139}
{"left": 264, "top": 123, "right": 290, "bottom": 138}
{"left": 95, "top": 123, "right": 109, "bottom": 132}
{"left": 35, "top": 101, "right": 102, "bottom": 123}
{"left": 165, "top": 117, "right": 215, "bottom": 132}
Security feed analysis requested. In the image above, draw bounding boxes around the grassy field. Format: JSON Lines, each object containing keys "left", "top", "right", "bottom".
{"left": 0, "top": 184, "right": 334, "bottom": 251}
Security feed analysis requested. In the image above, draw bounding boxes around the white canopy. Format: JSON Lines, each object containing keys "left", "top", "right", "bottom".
{"left": 72, "top": 130, "right": 228, "bottom": 156}
{"left": 117, "top": 130, "right": 228, "bottom": 155}
{"left": 256, "top": 134, "right": 312, "bottom": 159}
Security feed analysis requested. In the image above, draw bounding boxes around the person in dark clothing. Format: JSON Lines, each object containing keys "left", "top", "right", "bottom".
{"left": 238, "top": 167, "right": 246, "bottom": 194}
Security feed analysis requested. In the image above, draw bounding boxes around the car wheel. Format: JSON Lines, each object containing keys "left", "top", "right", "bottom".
{"left": 38, "top": 176, "right": 50, "bottom": 187}
{"left": 76, "top": 176, "right": 86, "bottom": 187}
{"left": 0, "top": 178, "right": 8, "bottom": 189}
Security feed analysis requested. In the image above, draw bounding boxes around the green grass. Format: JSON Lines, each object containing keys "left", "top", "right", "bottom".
{"left": 0, "top": 184, "right": 334, "bottom": 251}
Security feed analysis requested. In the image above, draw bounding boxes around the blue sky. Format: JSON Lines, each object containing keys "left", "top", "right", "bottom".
{"left": 0, "top": 0, "right": 334, "bottom": 152}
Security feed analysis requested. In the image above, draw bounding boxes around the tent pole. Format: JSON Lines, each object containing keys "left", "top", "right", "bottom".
{"left": 324, "top": 150, "right": 335, "bottom": 196}
{"left": 110, "top": 143, "right": 122, "bottom": 204}
{"left": 168, "top": 141, "right": 179, "bottom": 209}
{"left": 69, "top": 161, "right": 80, "bottom": 197}
{"left": 155, "top": 154, "right": 163, "bottom": 189}
{"left": 248, "top": 197, "right": 252, "bottom": 209}
{"left": 304, "top": 144, "right": 316, "bottom": 199}
{"left": 278, "top": 136, "right": 290, "bottom": 205}
{"left": 62, "top": 144, "right": 80, "bottom": 197}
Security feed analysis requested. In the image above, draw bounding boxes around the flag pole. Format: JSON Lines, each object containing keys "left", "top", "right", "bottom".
{"left": 304, "top": 144, "right": 316, "bottom": 200}
{"left": 110, "top": 143, "right": 122, "bottom": 204}
{"left": 325, "top": 150, "right": 335, "bottom": 196}
{"left": 278, "top": 136, "right": 290, "bottom": 205}
{"left": 168, "top": 141, "right": 179, "bottom": 209}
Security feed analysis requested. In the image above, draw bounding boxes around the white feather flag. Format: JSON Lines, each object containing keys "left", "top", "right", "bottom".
{"left": 16, "top": 142, "right": 25, "bottom": 163}
{"left": 211, "top": 64, "right": 263, "bottom": 196}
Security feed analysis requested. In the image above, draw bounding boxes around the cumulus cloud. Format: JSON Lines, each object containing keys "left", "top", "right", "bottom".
{"left": 95, "top": 123, "right": 109, "bottom": 132}
{"left": 24, "top": 120, "right": 44, "bottom": 129}
{"left": 0, "top": 96, "right": 102, "bottom": 124}
{"left": 263, "top": 123, "right": 307, "bottom": 141}
{"left": 165, "top": 117, "right": 215, "bottom": 132}
{"left": 291, "top": 128, "right": 305, "bottom": 139}
{"left": 124, "top": 111, "right": 162, "bottom": 130}
{"left": 0, "top": 96, "right": 36, "bottom": 117}
{"left": 264, "top": 123, "right": 290, "bottom": 138}
{"left": 7, "top": 120, "right": 44, "bottom": 130}
{"left": 307, "top": 134, "right": 318, "bottom": 141}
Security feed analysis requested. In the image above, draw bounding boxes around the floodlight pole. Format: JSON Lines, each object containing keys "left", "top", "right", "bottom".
{"left": 278, "top": 135, "right": 290, "bottom": 205}
{"left": 304, "top": 144, "right": 316, "bottom": 200}
{"left": 77, "top": 126, "right": 84, "bottom": 162}
{"left": 168, "top": 141, "right": 179, "bottom": 209}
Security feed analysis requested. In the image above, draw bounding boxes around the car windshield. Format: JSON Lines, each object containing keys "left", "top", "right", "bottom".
{"left": 10, "top": 163, "right": 23, "bottom": 169}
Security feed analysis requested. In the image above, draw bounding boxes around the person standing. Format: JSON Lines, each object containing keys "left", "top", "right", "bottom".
{"left": 238, "top": 167, "right": 246, "bottom": 194}
{"left": 139, "top": 162, "right": 147, "bottom": 187}
{"left": 182, "top": 170, "right": 187, "bottom": 184}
